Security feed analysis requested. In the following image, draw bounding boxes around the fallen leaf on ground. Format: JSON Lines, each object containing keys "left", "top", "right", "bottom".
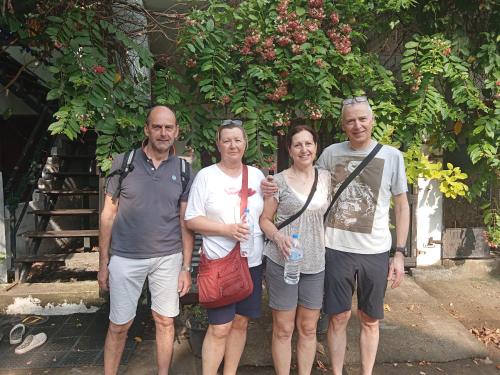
{"left": 384, "top": 304, "right": 391, "bottom": 312}
{"left": 315, "top": 359, "right": 328, "bottom": 372}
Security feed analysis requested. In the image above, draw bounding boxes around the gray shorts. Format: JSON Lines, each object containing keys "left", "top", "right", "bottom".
{"left": 324, "top": 248, "right": 389, "bottom": 320}
{"left": 108, "top": 252, "right": 182, "bottom": 324}
{"left": 265, "top": 258, "right": 324, "bottom": 311}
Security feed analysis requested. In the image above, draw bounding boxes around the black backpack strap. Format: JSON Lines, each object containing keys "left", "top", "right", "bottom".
{"left": 324, "top": 143, "right": 383, "bottom": 222}
{"left": 276, "top": 168, "right": 319, "bottom": 230}
{"left": 179, "top": 158, "right": 190, "bottom": 194}
{"left": 110, "top": 149, "right": 136, "bottom": 201}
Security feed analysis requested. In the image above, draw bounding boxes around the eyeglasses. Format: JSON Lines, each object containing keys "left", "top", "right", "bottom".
{"left": 221, "top": 119, "right": 243, "bottom": 126}
{"left": 342, "top": 96, "right": 368, "bottom": 106}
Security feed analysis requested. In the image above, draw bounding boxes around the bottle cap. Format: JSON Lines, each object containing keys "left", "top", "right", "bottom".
{"left": 292, "top": 233, "right": 299, "bottom": 239}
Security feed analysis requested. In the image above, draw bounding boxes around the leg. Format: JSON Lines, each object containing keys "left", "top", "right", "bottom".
{"left": 223, "top": 314, "right": 250, "bottom": 375}
{"left": 104, "top": 319, "right": 133, "bottom": 375}
{"left": 202, "top": 322, "right": 233, "bottom": 375}
{"left": 152, "top": 310, "right": 175, "bottom": 375}
{"left": 328, "top": 310, "right": 351, "bottom": 375}
{"left": 271, "top": 309, "right": 296, "bottom": 375}
{"left": 295, "top": 306, "right": 321, "bottom": 375}
{"left": 106, "top": 255, "right": 149, "bottom": 375}
{"left": 147, "top": 253, "right": 183, "bottom": 374}
{"left": 355, "top": 252, "right": 389, "bottom": 375}
{"left": 358, "top": 310, "right": 379, "bottom": 375}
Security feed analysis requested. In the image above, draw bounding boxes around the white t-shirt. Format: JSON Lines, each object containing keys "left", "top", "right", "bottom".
{"left": 185, "top": 164, "right": 265, "bottom": 267}
{"left": 317, "top": 141, "right": 408, "bottom": 254}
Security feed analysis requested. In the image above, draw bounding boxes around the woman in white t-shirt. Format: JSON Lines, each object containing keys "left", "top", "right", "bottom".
{"left": 185, "top": 120, "right": 265, "bottom": 375}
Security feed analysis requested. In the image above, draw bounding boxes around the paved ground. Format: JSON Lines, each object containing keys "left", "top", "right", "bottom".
{"left": 0, "top": 259, "right": 499, "bottom": 374}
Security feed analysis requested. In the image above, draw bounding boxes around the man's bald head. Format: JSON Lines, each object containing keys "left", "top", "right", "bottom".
{"left": 145, "top": 106, "right": 177, "bottom": 127}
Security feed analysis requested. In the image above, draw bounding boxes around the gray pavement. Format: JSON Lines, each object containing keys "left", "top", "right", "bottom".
{"left": 0, "top": 259, "right": 499, "bottom": 374}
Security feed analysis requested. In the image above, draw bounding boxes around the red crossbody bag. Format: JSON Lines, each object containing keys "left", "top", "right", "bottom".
{"left": 197, "top": 165, "right": 254, "bottom": 309}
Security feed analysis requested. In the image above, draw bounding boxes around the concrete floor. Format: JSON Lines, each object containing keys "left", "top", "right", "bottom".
{"left": 0, "top": 259, "right": 499, "bottom": 374}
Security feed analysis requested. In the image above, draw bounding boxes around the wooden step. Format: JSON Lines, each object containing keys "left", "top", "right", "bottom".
{"left": 14, "top": 253, "right": 70, "bottom": 263}
{"left": 42, "top": 189, "right": 99, "bottom": 196}
{"left": 23, "top": 229, "right": 99, "bottom": 238}
{"left": 14, "top": 252, "right": 99, "bottom": 271}
{"left": 48, "top": 171, "right": 98, "bottom": 177}
{"left": 30, "top": 209, "right": 98, "bottom": 216}
{"left": 52, "top": 155, "right": 95, "bottom": 160}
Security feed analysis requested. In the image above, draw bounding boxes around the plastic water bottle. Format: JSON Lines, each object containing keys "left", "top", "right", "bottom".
{"left": 240, "top": 208, "right": 253, "bottom": 257}
{"left": 284, "top": 233, "right": 303, "bottom": 285}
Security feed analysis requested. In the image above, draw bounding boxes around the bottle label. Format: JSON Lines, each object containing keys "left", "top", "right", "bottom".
{"left": 289, "top": 250, "right": 303, "bottom": 261}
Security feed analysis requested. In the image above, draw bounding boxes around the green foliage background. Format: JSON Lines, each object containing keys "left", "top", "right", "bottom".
{"left": 1, "top": 0, "right": 499, "bottom": 243}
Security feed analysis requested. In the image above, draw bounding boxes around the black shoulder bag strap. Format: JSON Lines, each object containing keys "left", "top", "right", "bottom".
{"left": 110, "top": 149, "right": 136, "bottom": 201}
{"left": 179, "top": 158, "right": 190, "bottom": 194}
{"left": 276, "top": 168, "right": 319, "bottom": 230}
{"left": 323, "top": 143, "right": 383, "bottom": 221}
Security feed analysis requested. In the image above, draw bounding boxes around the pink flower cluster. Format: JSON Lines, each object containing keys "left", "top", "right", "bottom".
{"left": 266, "top": 80, "right": 288, "bottom": 102}
{"left": 326, "top": 13, "right": 352, "bottom": 55}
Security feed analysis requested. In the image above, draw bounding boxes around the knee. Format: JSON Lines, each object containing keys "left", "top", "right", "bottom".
{"left": 329, "top": 310, "right": 351, "bottom": 329}
{"left": 208, "top": 322, "right": 232, "bottom": 340}
{"left": 231, "top": 315, "right": 249, "bottom": 332}
{"left": 108, "top": 320, "right": 132, "bottom": 337}
{"left": 152, "top": 311, "right": 175, "bottom": 333}
{"left": 297, "top": 321, "right": 317, "bottom": 340}
{"left": 273, "top": 321, "right": 294, "bottom": 342}
{"left": 358, "top": 310, "right": 379, "bottom": 332}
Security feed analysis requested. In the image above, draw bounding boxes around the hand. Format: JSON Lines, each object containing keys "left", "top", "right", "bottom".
{"left": 261, "top": 175, "right": 278, "bottom": 198}
{"left": 226, "top": 222, "right": 250, "bottom": 242}
{"left": 178, "top": 270, "right": 192, "bottom": 297}
{"left": 273, "top": 232, "right": 293, "bottom": 259}
{"left": 98, "top": 264, "right": 109, "bottom": 291}
{"left": 387, "top": 252, "right": 404, "bottom": 289}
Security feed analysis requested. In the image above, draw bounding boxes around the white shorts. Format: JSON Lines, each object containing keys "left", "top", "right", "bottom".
{"left": 108, "top": 252, "right": 183, "bottom": 324}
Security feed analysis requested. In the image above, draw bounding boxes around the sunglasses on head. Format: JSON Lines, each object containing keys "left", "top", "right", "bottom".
{"left": 221, "top": 119, "right": 243, "bottom": 126}
{"left": 342, "top": 96, "right": 368, "bottom": 106}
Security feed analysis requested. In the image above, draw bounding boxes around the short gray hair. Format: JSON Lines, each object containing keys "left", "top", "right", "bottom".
{"left": 341, "top": 99, "right": 373, "bottom": 121}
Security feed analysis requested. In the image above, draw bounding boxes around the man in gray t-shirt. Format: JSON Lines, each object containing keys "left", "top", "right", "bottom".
{"left": 97, "top": 106, "right": 194, "bottom": 375}
{"left": 317, "top": 97, "right": 409, "bottom": 375}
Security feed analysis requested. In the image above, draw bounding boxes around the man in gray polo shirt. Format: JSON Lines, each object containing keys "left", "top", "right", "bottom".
{"left": 98, "top": 105, "right": 194, "bottom": 375}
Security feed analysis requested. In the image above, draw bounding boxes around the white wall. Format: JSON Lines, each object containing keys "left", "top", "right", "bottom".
{"left": 416, "top": 177, "right": 443, "bottom": 266}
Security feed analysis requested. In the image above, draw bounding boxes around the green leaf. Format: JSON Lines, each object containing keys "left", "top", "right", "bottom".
{"left": 206, "top": 19, "right": 214, "bottom": 32}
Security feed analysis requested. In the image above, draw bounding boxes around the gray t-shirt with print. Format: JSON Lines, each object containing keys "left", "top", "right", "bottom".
{"left": 317, "top": 140, "right": 408, "bottom": 254}
{"left": 105, "top": 148, "right": 193, "bottom": 259}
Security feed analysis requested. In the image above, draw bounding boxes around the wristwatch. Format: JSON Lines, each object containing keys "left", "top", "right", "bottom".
{"left": 395, "top": 246, "right": 407, "bottom": 256}
{"left": 181, "top": 265, "right": 193, "bottom": 272}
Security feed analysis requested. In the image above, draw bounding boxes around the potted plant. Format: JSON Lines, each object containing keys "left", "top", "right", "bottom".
{"left": 186, "top": 304, "right": 208, "bottom": 358}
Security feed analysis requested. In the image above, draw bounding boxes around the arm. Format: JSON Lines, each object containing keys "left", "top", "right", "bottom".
{"left": 259, "top": 196, "right": 292, "bottom": 258}
{"left": 387, "top": 192, "right": 410, "bottom": 289}
{"left": 178, "top": 201, "right": 194, "bottom": 297}
{"left": 261, "top": 175, "right": 278, "bottom": 198}
{"left": 98, "top": 194, "right": 119, "bottom": 291}
{"left": 185, "top": 216, "right": 249, "bottom": 242}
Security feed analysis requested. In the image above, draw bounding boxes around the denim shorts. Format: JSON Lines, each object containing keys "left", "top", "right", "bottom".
{"left": 207, "top": 265, "right": 263, "bottom": 325}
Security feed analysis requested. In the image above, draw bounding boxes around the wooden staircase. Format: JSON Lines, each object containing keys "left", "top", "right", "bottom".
{"left": 15, "top": 141, "right": 100, "bottom": 282}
